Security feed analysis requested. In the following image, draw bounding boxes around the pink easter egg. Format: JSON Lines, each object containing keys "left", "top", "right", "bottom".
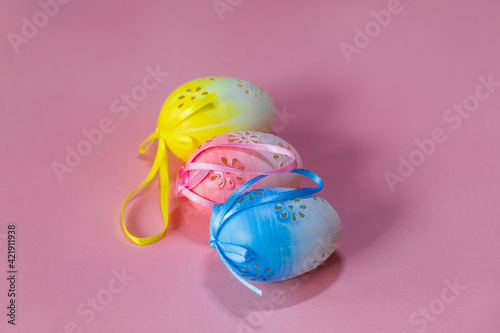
{"left": 175, "top": 131, "right": 303, "bottom": 210}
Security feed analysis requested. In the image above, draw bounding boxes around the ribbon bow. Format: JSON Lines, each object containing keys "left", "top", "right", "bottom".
{"left": 121, "top": 92, "right": 218, "bottom": 245}
{"left": 209, "top": 169, "right": 324, "bottom": 295}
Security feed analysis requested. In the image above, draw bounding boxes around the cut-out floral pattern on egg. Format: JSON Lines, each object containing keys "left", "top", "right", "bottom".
{"left": 227, "top": 131, "right": 260, "bottom": 144}
{"left": 238, "top": 265, "right": 274, "bottom": 281}
{"left": 208, "top": 157, "right": 246, "bottom": 189}
{"left": 272, "top": 142, "right": 295, "bottom": 168}
{"left": 274, "top": 198, "right": 308, "bottom": 222}
{"left": 236, "top": 79, "right": 266, "bottom": 98}
{"left": 176, "top": 84, "right": 212, "bottom": 110}
{"left": 305, "top": 247, "right": 336, "bottom": 272}
{"left": 236, "top": 190, "right": 264, "bottom": 204}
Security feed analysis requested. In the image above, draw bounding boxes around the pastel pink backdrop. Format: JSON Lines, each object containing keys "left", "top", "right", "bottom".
{"left": 1, "top": 0, "right": 499, "bottom": 332}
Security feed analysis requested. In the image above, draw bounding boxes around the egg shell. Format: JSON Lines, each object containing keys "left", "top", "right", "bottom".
{"left": 157, "top": 77, "right": 275, "bottom": 162}
{"left": 177, "top": 131, "right": 303, "bottom": 207}
{"left": 213, "top": 187, "right": 342, "bottom": 282}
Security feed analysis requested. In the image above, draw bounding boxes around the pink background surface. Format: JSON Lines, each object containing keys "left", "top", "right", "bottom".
{"left": 1, "top": 0, "right": 499, "bottom": 332}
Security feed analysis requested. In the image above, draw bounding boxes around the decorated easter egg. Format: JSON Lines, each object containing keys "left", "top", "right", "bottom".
{"left": 157, "top": 76, "right": 275, "bottom": 162}
{"left": 175, "top": 131, "right": 303, "bottom": 209}
{"left": 121, "top": 77, "right": 275, "bottom": 246}
{"left": 210, "top": 169, "right": 342, "bottom": 295}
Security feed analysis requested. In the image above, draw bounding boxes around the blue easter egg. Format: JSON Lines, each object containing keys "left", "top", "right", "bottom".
{"left": 210, "top": 187, "right": 342, "bottom": 284}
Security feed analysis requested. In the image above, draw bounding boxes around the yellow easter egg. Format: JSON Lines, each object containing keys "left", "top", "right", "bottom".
{"left": 157, "top": 76, "right": 275, "bottom": 161}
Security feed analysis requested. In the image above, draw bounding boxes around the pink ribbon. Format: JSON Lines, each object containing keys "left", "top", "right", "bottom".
{"left": 175, "top": 142, "right": 298, "bottom": 208}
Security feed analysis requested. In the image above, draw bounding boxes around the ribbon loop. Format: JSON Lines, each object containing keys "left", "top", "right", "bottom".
{"left": 213, "top": 242, "right": 263, "bottom": 296}
{"left": 139, "top": 130, "right": 159, "bottom": 153}
{"left": 121, "top": 91, "right": 219, "bottom": 245}
{"left": 121, "top": 139, "right": 168, "bottom": 245}
{"left": 217, "top": 242, "right": 253, "bottom": 263}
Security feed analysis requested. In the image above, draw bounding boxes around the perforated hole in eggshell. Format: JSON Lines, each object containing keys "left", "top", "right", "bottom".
{"left": 238, "top": 265, "right": 274, "bottom": 281}
{"left": 275, "top": 198, "right": 308, "bottom": 222}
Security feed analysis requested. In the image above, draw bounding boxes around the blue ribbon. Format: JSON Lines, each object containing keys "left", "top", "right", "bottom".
{"left": 209, "top": 169, "right": 324, "bottom": 295}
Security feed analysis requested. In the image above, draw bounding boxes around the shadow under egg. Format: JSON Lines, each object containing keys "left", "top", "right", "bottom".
{"left": 202, "top": 249, "right": 344, "bottom": 318}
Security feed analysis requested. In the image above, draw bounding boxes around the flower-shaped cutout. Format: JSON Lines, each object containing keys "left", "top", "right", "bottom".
{"left": 305, "top": 248, "right": 335, "bottom": 271}
{"left": 228, "top": 131, "right": 260, "bottom": 144}
{"left": 236, "top": 79, "right": 265, "bottom": 98}
{"left": 238, "top": 264, "right": 274, "bottom": 281}
{"left": 208, "top": 157, "right": 246, "bottom": 189}
{"left": 175, "top": 85, "right": 212, "bottom": 109}
{"left": 274, "top": 198, "right": 308, "bottom": 222}
{"left": 272, "top": 142, "right": 295, "bottom": 168}
{"left": 237, "top": 190, "right": 264, "bottom": 204}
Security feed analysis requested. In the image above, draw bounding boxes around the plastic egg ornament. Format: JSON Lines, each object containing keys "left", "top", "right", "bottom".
{"left": 157, "top": 76, "right": 275, "bottom": 161}
{"left": 175, "top": 131, "right": 303, "bottom": 210}
{"left": 209, "top": 169, "right": 342, "bottom": 295}
{"left": 121, "top": 77, "right": 276, "bottom": 246}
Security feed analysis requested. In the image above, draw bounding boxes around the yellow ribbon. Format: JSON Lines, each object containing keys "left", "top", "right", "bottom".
{"left": 121, "top": 92, "right": 218, "bottom": 245}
